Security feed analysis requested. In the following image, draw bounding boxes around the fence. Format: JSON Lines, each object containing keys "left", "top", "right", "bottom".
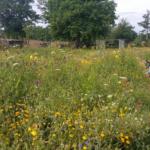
{"left": 0, "top": 38, "right": 26, "bottom": 48}
{"left": 96, "top": 39, "right": 126, "bottom": 49}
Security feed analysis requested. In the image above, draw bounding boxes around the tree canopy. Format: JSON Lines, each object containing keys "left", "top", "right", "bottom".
{"left": 46, "top": 0, "right": 116, "bottom": 48}
{"left": 111, "top": 19, "right": 137, "bottom": 42}
{"left": 0, "top": 0, "right": 38, "bottom": 38}
{"left": 138, "top": 10, "right": 150, "bottom": 40}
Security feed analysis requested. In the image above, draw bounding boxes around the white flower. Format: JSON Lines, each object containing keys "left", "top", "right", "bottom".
{"left": 13, "top": 63, "right": 19, "bottom": 67}
{"left": 129, "top": 89, "right": 133, "bottom": 93}
{"left": 107, "top": 95, "right": 113, "bottom": 99}
{"left": 134, "top": 117, "right": 138, "bottom": 121}
{"left": 113, "top": 73, "right": 118, "bottom": 76}
{"left": 51, "top": 51, "right": 56, "bottom": 55}
{"left": 119, "top": 76, "right": 128, "bottom": 80}
{"left": 118, "top": 81, "right": 122, "bottom": 84}
{"left": 7, "top": 56, "right": 15, "bottom": 60}
{"left": 98, "top": 95, "right": 102, "bottom": 98}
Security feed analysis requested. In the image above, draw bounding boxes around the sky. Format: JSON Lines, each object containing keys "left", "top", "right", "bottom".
{"left": 114, "top": 0, "right": 150, "bottom": 32}
{"left": 34, "top": 0, "right": 150, "bottom": 32}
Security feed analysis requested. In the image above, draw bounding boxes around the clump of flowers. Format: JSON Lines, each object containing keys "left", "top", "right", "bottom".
{"left": 3, "top": 103, "right": 30, "bottom": 131}
{"left": 119, "top": 133, "right": 131, "bottom": 145}
{"left": 100, "top": 131, "right": 105, "bottom": 139}
{"left": 112, "top": 50, "right": 121, "bottom": 59}
{"left": 80, "top": 59, "right": 92, "bottom": 65}
{"left": 118, "top": 107, "right": 128, "bottom": 118}
{"left": 28, "top": 126, "right": 38, "bottom": 138}
{"left": 30, "top": 53, "right": 39, "bottom": 62}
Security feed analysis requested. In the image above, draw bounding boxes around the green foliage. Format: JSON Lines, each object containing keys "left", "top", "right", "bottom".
{"left": 46, "top": 0, "right": 116, "bottom": 48}
{"left": 25, "top": 26, "right": 51, "bottom": 41}
{"left": 111, "top": 19, "right": 137, "bottom": 42}
{"left": 133, "top": 36, "right": 143, "bottom": 47}
{"left": 138, "top": 10, "right": 150, "bottom": 41}
{"left": 0, "top": 0, "right": 38, "bottom": 38}
{"left": 133, "top": 33, "right": 150, "bottom": 47}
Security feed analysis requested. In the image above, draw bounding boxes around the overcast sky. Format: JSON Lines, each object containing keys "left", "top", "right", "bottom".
{"left": 115, "top": 0, "right": 150, "bottom": 32}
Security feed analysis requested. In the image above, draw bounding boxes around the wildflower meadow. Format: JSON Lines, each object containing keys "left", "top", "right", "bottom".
{"left": 0, "top": 47, "right": 150, "bottom": 150}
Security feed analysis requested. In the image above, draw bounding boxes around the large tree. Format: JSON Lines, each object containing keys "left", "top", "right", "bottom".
{"left": 111, "top": 19, "right": 137, "bottom": 42}
{"left": 0, "top": 0, "right": 38, "bottom": 38}
{"left": 45, "top": 0, "right": 116, "bottom": 48}
{"left": 138, "top": 10, "right": 150, "bottom": 40}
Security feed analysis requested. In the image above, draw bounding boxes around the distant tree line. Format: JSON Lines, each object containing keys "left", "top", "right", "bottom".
{"left": 25, "top": 26, "right": 51, "bottom": 41}
{"left": 0, "top": 0, "right": 38, "bottom": 38}
{"left": 0, "top": 0, "right": 150, "bottom": 47}
{"left": 109, "top": 19, "right": 137, "bottom": 42}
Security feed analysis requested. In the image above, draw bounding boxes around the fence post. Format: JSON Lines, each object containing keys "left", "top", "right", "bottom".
{"left": 119, "top": 39, "right": 125, "bottom": 49}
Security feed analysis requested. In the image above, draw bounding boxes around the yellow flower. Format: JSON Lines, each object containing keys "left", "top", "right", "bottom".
{"left": 34, "top": 56, "right": 38, "bottom": 61}
{"left": 72, "top": 127, "right": 75, "bottom": 131}
{"left": 52, "top": 133, "right": 56, "bottom": 138}
{"left": 30, "top": 54, "right": 39, "bottom": 61}
{"left": 80, "top": 125, "right": 84, "bottom": 129}
{"left": 0, "top": 109, "right": 3, "bottom": 113}
{"left": 54, "top": 112, "right": 61, "bottom": 117}
{"left": 120, "top": 133, "right": 124, "bottom": 137}
{"left": 30, "top": 55, "right": 33, "bottom": 60}
{"left": 115, "top": 55, "right": 120, "bottom": 59}
{"left": 81, "top": 59, "right": 92, "bottom": 65}
{"left": 28, "top": 127, "right": 32, "bottom": 132}
{"left": 126, "top": 140, "right": 130, "bottom": 145}
{"left": 125, "top": 135, "right": 129, "bottom": 140}
{"left": 82, "top": 146, "right": 87, "bottom": 150}
{"left": 100, "top": 132, "right": 105, "bottom": 138}
{"left": 28, "top": 127, "right": 37, "bottom": 137}
{"left": 121, "top": 137, "right": 125, "bottom": 143}
{"left": 119, "top": 112, "right": 125, "bottom": 118}
{"left": 82, "top": 135, "right": 87, "bottom": 140}
{"left": 31, "top": 130, "right": 37, "bottom": 137}
{"left": 24, "top": 110, "right": 29, "bottom": 114}
{"left": 124, "top": 107, "right": 128, "bottom": 111}
{"left": 69, "top": 134, "right": 74, "bottom": 138}
{"left": 119, "top": 133, "right": 131, "bottom": 144}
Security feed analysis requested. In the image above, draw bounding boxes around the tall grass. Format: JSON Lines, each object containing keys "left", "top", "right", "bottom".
{"left": 0, "top": 48, "right": 150, "bottom": 150}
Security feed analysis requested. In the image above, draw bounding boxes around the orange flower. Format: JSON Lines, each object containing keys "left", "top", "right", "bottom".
{"left": 15, "top": 111, "right": 20, "bottom": 116}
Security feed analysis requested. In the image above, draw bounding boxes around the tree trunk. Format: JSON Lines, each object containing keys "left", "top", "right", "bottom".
{"left": 75, "top": 38, "right": 82, "bottom": 48}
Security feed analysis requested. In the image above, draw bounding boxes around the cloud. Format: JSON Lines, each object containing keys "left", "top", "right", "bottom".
{"left": 114, "top": 0, "right": 150, "bottom": 13}
{"left": 114, "top": 0, "right": 150, "bottom": 32}
{"left": 116, "top": 12, "right": 143, "bottom": 32}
